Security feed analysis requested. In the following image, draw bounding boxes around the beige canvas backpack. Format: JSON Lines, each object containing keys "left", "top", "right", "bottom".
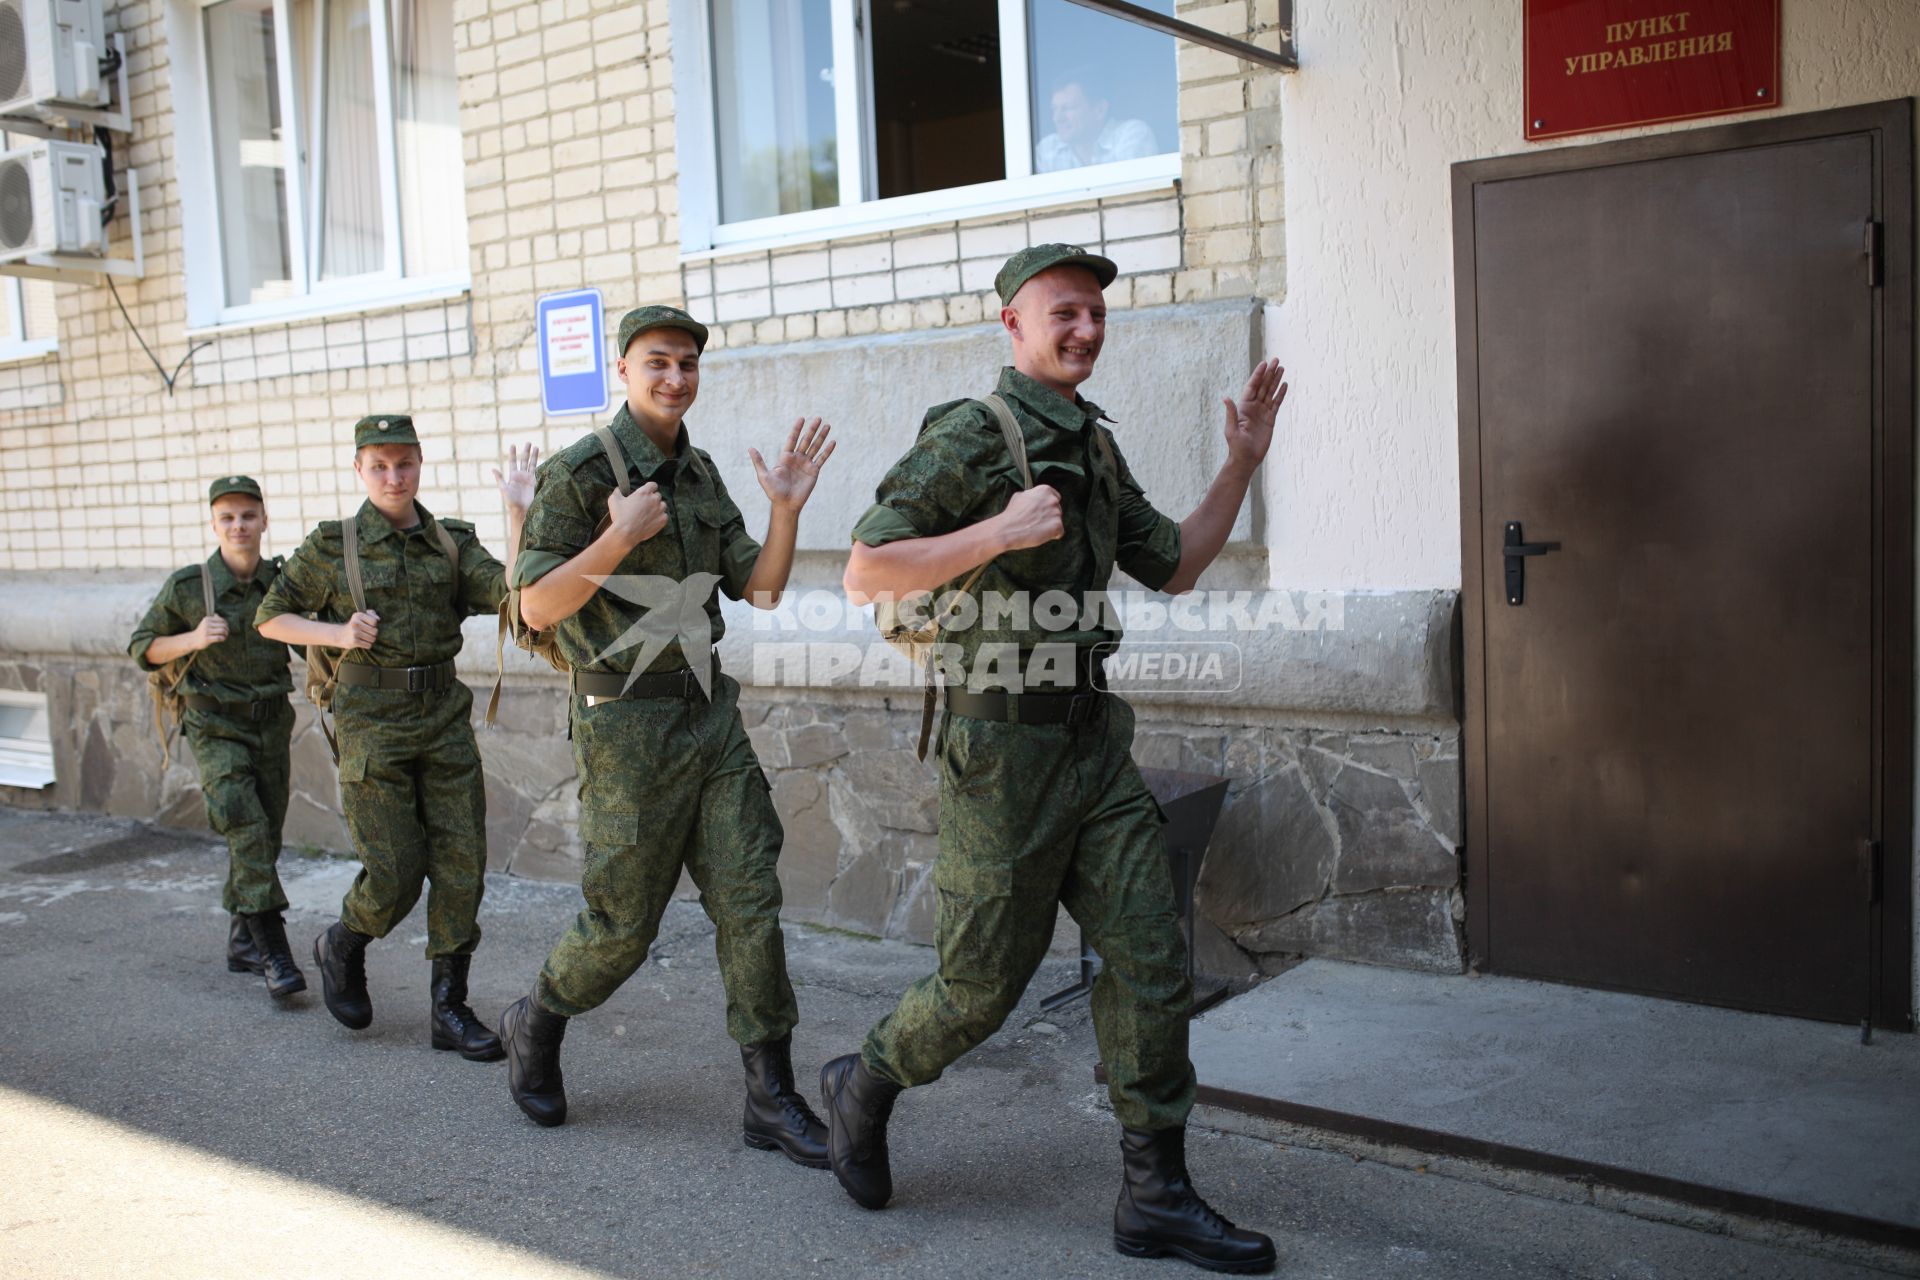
{"left": 146, "top": 563, "right": 215, "bottom": 770}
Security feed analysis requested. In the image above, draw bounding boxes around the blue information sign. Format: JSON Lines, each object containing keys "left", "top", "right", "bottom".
{"left": 536, "top": 288, "right": 609, "bottom": 416}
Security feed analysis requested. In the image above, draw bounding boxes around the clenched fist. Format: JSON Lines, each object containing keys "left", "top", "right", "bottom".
{"left": 607, "top": 481, "right": 668, "bottom": 545}
{"left": 996, "top": 484, "right": 1064, "bottom": 551}
{"left": 336, "top": 611, "right": 380, "bottom": 651}
{"left": 191, "top": 614, "right": 230, "bottom": 651}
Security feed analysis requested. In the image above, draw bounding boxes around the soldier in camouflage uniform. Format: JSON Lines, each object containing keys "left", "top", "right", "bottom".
{"left": 825, "top": 246, "right": 1288, "bottom": 1274}
{"left": 498, "top": 305, "right": 837, "bottom": 1168}
{"left": 129, "top": 475, "right": 305, "bottom": 1002}
{"left": 256, "top": 415, "right": 535, "bottom": 1061}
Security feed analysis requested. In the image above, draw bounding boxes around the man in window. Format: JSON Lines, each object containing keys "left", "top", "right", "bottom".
{"left": 826, "top": 246, "right": 1287, "bottom": 1274}
{"left": 496, "top": 306, "right": 838, "bottom": 1171}
{"left": 1036, "top": 70, "right": 1159, "bottom": 173}
{"left": 129, "top": 476, "right": 303, "bottom": 1002}
{"left": 256, "top": 418, "right": 533, "bottom": 1062}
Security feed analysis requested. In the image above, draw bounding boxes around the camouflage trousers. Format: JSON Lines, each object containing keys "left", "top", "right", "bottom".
{"left": 536, "top": 672, "right": 799, "bottom": 1046}
{"left": 333, "top": 680, "right": 489, "bottom": 959}
{"left": 185, "top": 700, "right": 294, "bottom": 917}
{"left": 862, "top": 692, "right": 1196, "bottom": 1131}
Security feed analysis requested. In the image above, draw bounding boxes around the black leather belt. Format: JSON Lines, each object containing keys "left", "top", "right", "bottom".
{"left": 182, "top": 694, "right": 281, "bottom": 721}
{"left": 574, "top": 666, "right": 709, "bottom": 700}
{"left": 945, "top": 687, "right": 1106, "bottom": 726}
{"left": 334, "top": 660, "right": 458, "bottom": 693}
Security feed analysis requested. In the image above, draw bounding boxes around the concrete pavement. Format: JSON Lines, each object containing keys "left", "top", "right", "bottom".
{"left": 0, "top": 807, "right": 1905, "bottom": 1279}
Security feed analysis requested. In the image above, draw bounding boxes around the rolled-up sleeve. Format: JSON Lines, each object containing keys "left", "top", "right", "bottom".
{"left": 513, "top": 465, "right": 594, "bottom": 590}
{"left": 256, "top": 530, "right": 331, "bottom": 626}
{"left": 853, "top": 405, "right": 1009, "bottom": 547}
{"left": 457, "top": 534, "right": 509, "bottom": 615}
{"left": 128, "top": 577, "right": 183, "bottom": 670}
{"left": 1109, "top": 429, "right": 1183, "bottom": 592}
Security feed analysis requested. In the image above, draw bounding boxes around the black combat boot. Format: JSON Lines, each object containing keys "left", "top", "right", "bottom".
{"left": 820, "top": 1053, "right": 903, "bottom": 1209}
{"left": 227, "top": 914, "right": 265, "bottom": 975}
{"left": 312, "top": 921, "right": 373, "bottom": 1030}
{"left": 430, "top": 955, "right": 504, "bottom": 1061}
{"left": 243, "top": 910, "right": 308, "bottom": 1000}
{"left": 741, "top": 1036, "right": 829, "bottom": 1168}
{"left": 499, "top": 994, "right": 569, "bottom": 1126}
{"left": 1113, "top": 1126, "right": 1276, "bottom": 1274}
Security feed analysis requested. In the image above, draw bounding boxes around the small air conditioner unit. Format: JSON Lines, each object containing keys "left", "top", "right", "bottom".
{"left": 0, "top": 139, "right": 103, "bottom": 259}
{"left": 0, "top": 0, "right": 107, "bottom": 120}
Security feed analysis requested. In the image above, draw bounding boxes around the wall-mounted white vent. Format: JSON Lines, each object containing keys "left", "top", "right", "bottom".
{"left": 0, "top": 687, "right": 54, "bottom": 789}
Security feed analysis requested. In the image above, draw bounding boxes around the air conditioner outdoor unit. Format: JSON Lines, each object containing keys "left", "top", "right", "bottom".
{"left": 0, "top": 0, "right": 107, "bottom": 120}
{"left": 0, "top": 139, "right": 103, "bottom": 259}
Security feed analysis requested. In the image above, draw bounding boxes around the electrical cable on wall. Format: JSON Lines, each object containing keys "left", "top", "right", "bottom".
{"left": 107, "top": 277, "right": 209, "bottom": 395}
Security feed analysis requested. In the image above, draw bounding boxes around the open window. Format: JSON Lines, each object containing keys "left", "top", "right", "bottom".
{"left": 679, "top": 0, "right": 1182, "bottom": 252}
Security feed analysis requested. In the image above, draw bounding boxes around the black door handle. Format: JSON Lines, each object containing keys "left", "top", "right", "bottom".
{"left": 1504, "top": 521, "right": 1560, "bottom": 606}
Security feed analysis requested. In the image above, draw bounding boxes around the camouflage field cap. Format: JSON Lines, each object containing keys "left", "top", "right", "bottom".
{"left": 994, "top": 242, "right": 1118, "bottom": 305}
{"left": 354, "top": 413, "right": 420, "bottom": 448}
{"left": 208, "top": 474, "right": 263, "bottom": 504}
{"left": 617, "top": 305, "right": 709, "bottom": 357}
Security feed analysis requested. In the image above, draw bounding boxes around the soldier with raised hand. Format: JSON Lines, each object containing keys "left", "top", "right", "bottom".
{"left": 497, "top": 305, "right": 836, "bottom": 1170}
{"left": 130, "top": 475, "right": 303, "bottom": 1001}
{"left": 255, "top": 416, "right": 535, "bottom": 1061}
{"left": 827, "top": 245, "right": 1288, "bottom": 1274}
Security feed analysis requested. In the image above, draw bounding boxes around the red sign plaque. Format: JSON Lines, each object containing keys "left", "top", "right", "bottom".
{"left": 1524, "top": 0, "right": 1780, "bottom": 141}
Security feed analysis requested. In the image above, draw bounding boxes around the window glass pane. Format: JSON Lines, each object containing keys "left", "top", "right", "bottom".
{"left": 871, "top": 0, "right": 1002, "bottom": 199}
{"left": 1029, "top": 0, "right": 1176, "bottom": 173}
{"left": 712, "top": 0, "right": 837, "bottom": 223}
{"left": 204, "top": 0, "right": 294, "bottom": 307}
{"left": 294, "top": 0, "right": 385, "bottom": 280}
{"left": 390, "top": 0, "right": 465, "bottom": 276}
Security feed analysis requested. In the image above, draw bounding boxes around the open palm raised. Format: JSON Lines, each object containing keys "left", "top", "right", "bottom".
{"left": 1222, "top": 358, "right": 1288, "bottom": 468}
{"left": 750, "top": 417, "right": 836, "bottom": 512}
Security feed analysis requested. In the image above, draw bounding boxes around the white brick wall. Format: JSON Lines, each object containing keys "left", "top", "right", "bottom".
{"left": 0, "top": 0, "right": 1287, "bottom": 570}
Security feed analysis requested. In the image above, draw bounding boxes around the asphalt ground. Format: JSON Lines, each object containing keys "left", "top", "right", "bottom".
{"left": 0, "top": 807, "right": 1904, "bottom": 1279}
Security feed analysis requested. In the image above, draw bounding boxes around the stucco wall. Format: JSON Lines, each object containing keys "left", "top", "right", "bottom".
{"left": 1267, "top": 0, "right": 1919, "bottom": 591}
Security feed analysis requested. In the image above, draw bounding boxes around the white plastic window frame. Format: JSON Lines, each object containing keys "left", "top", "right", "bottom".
{"left": 0, "top": 132, "right": 57, "bottom": 363}
{"left": 0, "top": 278, "right": 58, "bottom": 364}
{"left": 674, "top": 0, "right": 1182, "bottom": 258}
{"left": 169, "top": 0, "right": 469, "bottom": 334}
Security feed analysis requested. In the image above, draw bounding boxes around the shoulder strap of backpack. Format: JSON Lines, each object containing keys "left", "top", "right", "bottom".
{"left": 909, "top": 396, "right": 1036, "bottom": 761}
{"left": 593, "top": 425, "right": 635, "bottom": 497}
{"left": 430, "top": 520, "right": 461, "bottom": 606}
{"left": 981, "top": 394, "right": 1033, "bottom": 489}
{"left": 342, "top": 514, "right": 367, "bottom": 615}
{"left": 199, "top": 563, "right": 216, "bottom": 617}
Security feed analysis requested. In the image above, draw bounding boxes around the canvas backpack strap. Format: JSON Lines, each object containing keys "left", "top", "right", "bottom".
{"left": 911, "top": 396, "right": 1035, "bottom": 761}
{"left": 199, "top": 563, "right": 216, "bottom": 617}
{"left": 593, "top": 424, "right": 636, "bottom": 496}
{"left": 430, "top": 519, "right": 462, "bottom": 607}
{"left": 982, "top": 394, "right": 1034, "bottom": 489}
{"left": 342, "top": 513, "right": 367, "bottom": 615}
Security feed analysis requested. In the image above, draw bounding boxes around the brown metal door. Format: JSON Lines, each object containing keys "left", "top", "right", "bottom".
{"left": 1465, "top": 133, "right": 1877, "bottom": 1021}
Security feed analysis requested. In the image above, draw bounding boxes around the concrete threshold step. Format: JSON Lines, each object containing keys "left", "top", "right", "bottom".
{"left": 1163, "top": 959, "right": 1920, "bottom": 1252}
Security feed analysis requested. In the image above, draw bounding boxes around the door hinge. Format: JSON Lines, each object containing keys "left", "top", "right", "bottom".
{"left": 1863, "top": 837, "right": 1884, "bottom": 904}
{"left": 1865, "top": 220, "right": 1884, "bottom": 288}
